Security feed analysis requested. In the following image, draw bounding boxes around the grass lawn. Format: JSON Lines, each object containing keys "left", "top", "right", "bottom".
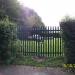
{"left": 13, "top": 56, "right": 64, "bottom": 67}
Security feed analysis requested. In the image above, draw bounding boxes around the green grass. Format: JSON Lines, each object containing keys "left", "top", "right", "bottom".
{"left": 13, "top": 56, "right": 64, "bottom": 67}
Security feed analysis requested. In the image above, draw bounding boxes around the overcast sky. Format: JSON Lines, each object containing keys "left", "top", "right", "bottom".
{"left": 18, "top": 0, "right": 75, "bottom": 26}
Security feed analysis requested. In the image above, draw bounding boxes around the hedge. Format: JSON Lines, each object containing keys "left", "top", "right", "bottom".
{"left": 60, "top": 18, "right": 75, "bottom": 64}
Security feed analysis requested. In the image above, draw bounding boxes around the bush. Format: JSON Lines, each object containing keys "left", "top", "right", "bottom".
{"left": 60, "top": 17, "right": 75, "bottom": 64}
{"left": 0, "top": 17, "right": 17, "bottom": 64}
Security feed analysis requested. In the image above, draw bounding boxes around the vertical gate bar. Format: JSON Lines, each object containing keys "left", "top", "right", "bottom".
{"left": 27, "top": 32, "right": 29, "bottom": 56}
{"left": 29, "top": 28, "right": 31, "bottom": 56}
{"left": 26, "top": 31, "right": 28, "bottom": 56}
{"left": 58, "top": 27, "right": 59, "bottom": 56}
{"left": 48, "top": 26, "right": 49, "bottom": 57}
{"left": 55, "top": 26, "right": 56, "bottom": 56}
{"left": 31, "top": 27, "right": 35, "bottom": 56}
{"left": 57, "top": 27, "right": 59, "bottom": 56}
{"left": 33, "top": 27, "right": 35, "bottom": 56}
{"left": 47, "top": 26, "right": 48, "bottom": 57}
{"left": 24, "top": 28, "right": 27, "bottom": 56}
{"left": 59, "top": 27, "right": 61, "bottom": 56}
{"left": 41, "top": 26, "right": 43, "bottom": 56}
{"left": 24, "top": 35, "right": 26, "bottom": 56}
{"left": 53, "top": 27, "right": 55, "bottom": 57}
{"left": 40, "top": 27, "right": 41, "bottom": 57}
{"left": 29, "top": 31, "right": 30, "bottom": 56}
{"left": 41, "top": 26, "right": 43, "bottom": 57}
{"left": 57, "top": 27, "right": 58, "bottom": 56}
{"left": 50, "top": 27, "right": 51, "bottom": 57}
{"left": 53, "top": 27, "right": 54, "bottom": 57}
{"left": 51, "top": 27, "right": 53, "bottom": 57}
{"left": 36, "top": 27, "right": 37, "bottom": 56}
{"left": 35, "top": 27, "right": 37, "bottom": 56}
{"left": 35, "top": 27, "right": 36, "bottom": 56}
{"left": 59, "top": 27, "right": 60, "bottom": 56}
{"left": 42, "top": 26, "right": 44, "bottom": 57}
{"left": 33, "top": 27, "right": 37, "bottom": 56}
{"left": 34, "top": 27, "right": 35, "bottom": 56}
{"left": 43, "top": 26, "right": 44, "bottom": 57}
{"left": 34, "top": 28, "right": 38, "bottom": 56}
{"left": 37, "top": 27, "right": 38, "bottom": 56}
{"left": 54, "top": 27, "right": 55, "bottom": 57}
{"left": 58, "top": 27, "right": 60, "bottom": 56}
{"left": 28, "top": 30, "right": 30, "bottom": 56}
{"left": 45, "top": 26, "right": 48, "bottom": 57}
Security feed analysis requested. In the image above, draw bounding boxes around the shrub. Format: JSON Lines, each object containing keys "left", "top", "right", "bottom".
{"left": 0, "top": 17, "right": 17, "bottom": 64}
{"left": 60, "top": 17, "right": 75, "bottom": 64}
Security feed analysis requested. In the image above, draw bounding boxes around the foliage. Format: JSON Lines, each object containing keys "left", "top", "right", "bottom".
{"left": 60, "top": 17, "right": 75, "bottom": 64}
{"left": 13, "top": 56, "right": 64, "bottom": 67}
{"left": 0, "top": 0, "right": 21, "bottom": 20}
{"left": 0, "top": 17, "right": 17, "bottom": 64}
{"left": 0, "top": 0, "right": 45, "bottom": 27}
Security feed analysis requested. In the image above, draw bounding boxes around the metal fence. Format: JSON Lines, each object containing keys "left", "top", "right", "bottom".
{"left": 15, "top": 26, "right": 64, "bottom": 57}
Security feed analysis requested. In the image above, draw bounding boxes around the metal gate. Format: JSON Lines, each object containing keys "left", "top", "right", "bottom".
{"left": 16, "top": 25, "right": 64, "bottom": 57}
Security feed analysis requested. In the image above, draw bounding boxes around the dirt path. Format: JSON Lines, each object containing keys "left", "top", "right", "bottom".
{"left": 0, "top": 66, "right": 74, "bottom": 75}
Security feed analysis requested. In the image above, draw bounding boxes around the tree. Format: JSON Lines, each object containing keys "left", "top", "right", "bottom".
{"left": 0, "top": 0, "right": 46, "bottom": 40}
{"left": 0, "top": 0, "right": 21, "bottom": 19}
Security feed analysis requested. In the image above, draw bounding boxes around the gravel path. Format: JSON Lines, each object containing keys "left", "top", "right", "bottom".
{"left": 0, "top": 65, "right": 74, "bottom": 75}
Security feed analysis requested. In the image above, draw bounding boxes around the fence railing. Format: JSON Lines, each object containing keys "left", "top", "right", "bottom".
{"left": 15, "top": 26, "right": 64, "bottom": 57}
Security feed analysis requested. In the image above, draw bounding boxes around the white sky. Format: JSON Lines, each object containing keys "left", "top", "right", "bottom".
{"left": 17, "top": 0, "right": 75, "bottom": 26}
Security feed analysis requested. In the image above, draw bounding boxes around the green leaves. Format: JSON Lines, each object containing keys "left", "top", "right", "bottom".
{"left": 60, "top": 17, "right": 75, "bottom": 64}
{"left": 0, "top": 17, "right": 17, "bottom": 64}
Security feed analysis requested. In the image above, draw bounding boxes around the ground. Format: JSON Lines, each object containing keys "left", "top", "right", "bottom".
{"left": 0, "top": 66, "right": 74, "bottom": 75}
